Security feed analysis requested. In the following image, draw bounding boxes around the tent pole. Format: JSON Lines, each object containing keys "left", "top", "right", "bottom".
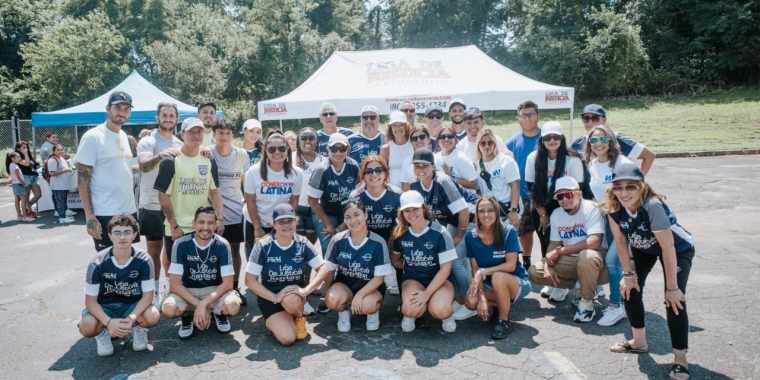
{"left": 569, "top": 107, "right": 574, "bottom": 141}
{"left": 279, "top": 120, "right": 283, "bottom": 131}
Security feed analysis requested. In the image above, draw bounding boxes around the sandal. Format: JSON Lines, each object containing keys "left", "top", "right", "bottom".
{"left": 668, "top": 364, "right": 690, "bottom": 380}
{"left": 609, "top": 341, "right": 648, "bottom": 353}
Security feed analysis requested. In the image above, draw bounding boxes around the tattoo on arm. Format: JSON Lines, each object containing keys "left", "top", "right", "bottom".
{"left": 77, "top": 163, "right": 95, "bottom": 215}
{"left": 139, "top": 154, "right": 162, "bottom": 173}
{"left": 161, "top": 205, "right": 175, "bottom": 221}
{"left": 86, "top": 219, "right": 99, "bottom": 231}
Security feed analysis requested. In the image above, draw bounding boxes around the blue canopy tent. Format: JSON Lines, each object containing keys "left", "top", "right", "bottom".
{"left": 31, "top": 70, "right": 220, "bottom": 127}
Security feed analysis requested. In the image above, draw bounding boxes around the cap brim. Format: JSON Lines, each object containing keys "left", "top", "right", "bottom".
{"left": 612, "top": 175, "right": 643, "bottom": 182}
{"left": 400, "top": 202, "right": 423, "bottom": 211}
{"left": 412, "top": 159, "right": 433, "bottom": 164}
{"left": 110, "top": 101, "right": 134, "bottom": 108}
{"left": 554, "top": 187, "right": 580, "bottom": 193}
{"left": 183, "top": 125, "right": 204, "bottom": 131}
{"left": 273, "top": 215, "right": 296, "bottom": 221}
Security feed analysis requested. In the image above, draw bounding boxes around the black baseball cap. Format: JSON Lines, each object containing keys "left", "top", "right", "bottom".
{"left": 108, "top": 91, "right": 133, "bottom": 108}
{"left": 611, "top": 163, "right": 645, "bottom": 182}
{"left": 412, "top": 147, "right": 435, "bottom": 164}
{"left": 197, "top": 101, "right": 217, "bottom": 112}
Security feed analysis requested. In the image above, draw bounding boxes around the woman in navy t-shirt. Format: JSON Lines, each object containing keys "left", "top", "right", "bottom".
{"left": 464, "top": 196, "right": 531, "bottom": 340}
{"left": 323, "top": 200, "right": 393, "bottom": 332}
{"left": 245, "top": 204, "right": 330, "bottom": 346}
{"left": 391, "top": 191, "right": 457, "bottom": 333}
{"left": 604, "top": 163, "right": 694, "bottom": 380}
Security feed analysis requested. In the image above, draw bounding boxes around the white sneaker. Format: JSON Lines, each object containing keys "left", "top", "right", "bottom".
{"left": 597, "top": 306, "right": 627, "bottom": 326}
{"left": 23, "top": 217, "right": 35, "bottom": 222}
{"left": 389, "top": 286, "right": 400, "bottom": 295}
{"left": 441, "top": 316, "right": 457, "bottom": 333}
{"left": 54, "top": 211, "right": 58, "bottom": 217}
{"left": 401, "top": 316, "right": 416, "bottom": 332}
{"left": 132, "top": 326, "right": 149, "bottom": 351}
{"left": 303, "top": 301, "right": 315, "bottom": 316}
{"left": 59, "top": 217, "right": 75, "bottom": 224}
{"left": 452, "top": 301, "right": 477, "bottom": 320}
{"left": 596, "top": 285, "right": 606, "bottom": 298}
{"left": 66, "top": 209, "right": 77, "bottom": 216}
{"left": 540, "top": 286, "right": 553, "bottom": 298}
{"left": 337, "top": 310, "right": 351, "bottom": 332}
{"left": 95, "top": 328, "right": 114, "bottom": 356}
{"left": 549, "top": 288, "right": 569, "bottom": 302}
{"left": 152, "top": 291, "right": 161, "bottom": 308}
{"left": 366, "top": 311, "right": 380, "bottom": 331}
{"left": 161, "top": 281, "right": 169, "bottom": 301}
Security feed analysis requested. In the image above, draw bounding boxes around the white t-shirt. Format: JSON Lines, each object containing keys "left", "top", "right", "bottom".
{"left": 243, "top": 164, "right": 303, "bottom": 227}
{"left": 550, "top": 199, "right": 606, "bottom": 252}
{"left": 388, "top": 140, "right": 413, "bottom": 187}
{"left": 294, "top": 153, "right": 324, "bottom": 207}
{"left": 46, "top": 156, "right": 71, "bottom": 191}
{"left": 524, "top": 152, "right": 584, "bottom": 189}
{"left": 435, "top": 148, "right": 477, "bottom": 182}
{"left": 75, "top": 124, "right": 136, "bottom": 215}
{"left": 400, "top": 154, "right": 442, "bottom": 186}
{"left": 137, "top": 130, "right": 183, "bottom": 211}
{"left": 9, "top": 163, "right": 22, "bottom": 185}
{"left": 474, "top": 154, "right": 521, "bottom": 206}
{"left": 457, "top": 134, "right": 506, "bottom": 163}
{"left": 588, "top": 155, "right": 633, "bottom": 202}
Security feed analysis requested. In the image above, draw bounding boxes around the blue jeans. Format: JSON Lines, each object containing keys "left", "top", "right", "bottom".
{"left": 447, "top": 223, "right": 474, "bottom": 298}
{"left": 605, "top": 221, "right": 623, "bottom": 307}
{"left": 312, "top": 213, "right": 342, "bottom": 255}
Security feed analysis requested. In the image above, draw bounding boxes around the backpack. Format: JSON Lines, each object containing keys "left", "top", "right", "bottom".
{"left": 43, "top": 156, "right": 61, "bottom": 183}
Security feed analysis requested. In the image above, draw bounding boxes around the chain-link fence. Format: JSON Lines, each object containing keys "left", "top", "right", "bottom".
{"left": 17, "top": 120, "right": 83, "bottom": 159}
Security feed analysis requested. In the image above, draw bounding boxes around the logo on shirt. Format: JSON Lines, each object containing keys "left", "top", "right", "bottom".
{"left": 209, "top": 255, "right": 217, "bottom": 263}
{"left": 424, "top": 242, "right": 434, "bottom": 250}
{"left": 103, "top": 272, "right": 117, "bottom": 280}
{"left": 401, "top": 241, "right": 413, "bottom": 247}
{"left": 292, "top": 254, "right": 303, "bottom": 264}
{"left": 557, "top": 223, "right": 588, "bottom": 239}
{"left": 362, "top": 253, "right": 373, "bottom": 262}
{"left": 338, "top": 251, "right": 352, "bottom": 260}
{"left": 328, "top": 180, "right": 339, "bottom": 186}
{"left": 619, "top": 221, "right": 629, "bottom": 230}
{"left": 346, "top": 177, "right": 354, "bottom": 183}
{"left": 267, "top": 256, "right": 281, "bottom": 263}
{"left": 384, "top": 205, "right": 394, "bottom": 212}
{"left": 129, "top": 271, "right": 139, "bottom": 279}
{"left": 198, "top": 164, "right": 208, "bottom": 176}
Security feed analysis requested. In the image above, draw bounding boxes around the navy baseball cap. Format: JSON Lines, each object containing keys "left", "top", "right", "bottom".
{"left": 582, "top": 104, "right": 606, "bottom": 117}
{"left": 272, "top": 204, "right": 297, "bottom": 221}
{"left": 611, "top": 163, "right": 645, "bottom": 182}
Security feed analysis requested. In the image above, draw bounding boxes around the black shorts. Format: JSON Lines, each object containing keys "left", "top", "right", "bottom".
{"left": 93, "top": 213, "right": 141, "bottom": 251}
{"left": 138, "top": 209, "right": 165, "bottom": 241}
{"left": 401, "top": 274, "right": 432, "bottom": 288}
{"left": 222, "top": 222, "right": 244, "bottom": 243}
{"left": 245, "top": 221, "right": 272, "bottom": 259}
{"left": 257, "top": 293, "right": 286, "bottom": 320}
{"left": 516, "top": 198, "right": 535, "bottom": 236}
{"left": 335, "top": 279, "right": 386, "bottom": 299}
{"left": 164, "top": 233, "right": 188, "bottom": 258}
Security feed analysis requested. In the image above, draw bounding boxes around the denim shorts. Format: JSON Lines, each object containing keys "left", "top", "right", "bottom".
{"left": 23, "top": 175, "right": 38, "bottom": 186}
{"left": 296, "top": 205, "right": 315, "bottom": 233}
{"left": 81, "top": 301, "right": 139, "bottom": 320}
{"left": 484, "top": 275, "right": 532, "bottom": 304}
{"left": 12, "top": 183, "right": 26, "bottom": 196}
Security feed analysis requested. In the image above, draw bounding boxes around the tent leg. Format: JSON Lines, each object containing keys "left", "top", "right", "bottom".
{"left": 569, "top": 107, "right": 574, "bottom": 141}
{"left": 32, "top": 127, "right": 37, "bottom": 158}
{"left": 279, "top": 120, "right": 283, "bottom": 131}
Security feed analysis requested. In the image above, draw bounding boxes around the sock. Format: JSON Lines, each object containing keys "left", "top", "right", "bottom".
{"left": 233, "top": 281, "right": 239, "bottom": 290}
{"left": 523, "top": 256, "right": 531, "bottom": 268}
{"left": 154, "top": 280, "right": 159, "bottom": 295}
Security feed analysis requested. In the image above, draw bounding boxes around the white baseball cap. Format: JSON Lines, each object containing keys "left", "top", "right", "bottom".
{"left": 242, "top": 119, "right": 262, "bottom": 131}
{"left": 554, "top": 176, "right": 580, "bottom": 193}
{"left": 399, "top": 191, "right": 425, "bottom": 211}
{"left": 328, "top": 133, "right": 349, "bottom": 147}
{"left": 181, "top": 117, "right": 204, "bottom": 132}
{"left": 361, "top": 105, "right": 379, "bottom": 115}
{"left": 388, "top": 111, "right": 407, "bottom": 125}
{"left": 541, "top": 121, "right": 564, "bottom": 137}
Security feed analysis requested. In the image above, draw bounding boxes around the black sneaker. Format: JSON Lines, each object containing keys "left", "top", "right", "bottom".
{"left": 489, "top": 307, "right": 500, "bottom": 324}
{"left": 237, "top": 288, "right": 248, "bottom": 306}
{"left": 179, "top": 315, "right": 194, "bottom": 340}
{"left": 213, "top": 313, "right": 231, "bottom": 333}
{"left": 317, "top": 299, "right": 330, "bottom": 313}
{"left": 491, "top": 319, "right": 511, "bottom": 340}
{"left": 522, "top": 256, "right": 531, "bottom": 269}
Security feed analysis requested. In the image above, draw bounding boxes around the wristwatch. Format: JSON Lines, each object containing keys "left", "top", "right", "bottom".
{"left": 509, "top": 207, "right": 519, "bottom": 213}
{"left": 481, "top": 268, "right": 488, "bottom": 280}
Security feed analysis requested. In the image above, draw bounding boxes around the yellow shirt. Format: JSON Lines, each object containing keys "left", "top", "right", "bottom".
{"left": 154, "top": 153, "right": 218, "bottom": 235}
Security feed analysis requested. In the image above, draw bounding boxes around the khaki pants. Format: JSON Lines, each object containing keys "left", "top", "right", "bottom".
{"left": 528, "top": 249, "right": 609, "bottom": 301}
{"left": 163, "top": 287, "right": 240, "bottom": 315}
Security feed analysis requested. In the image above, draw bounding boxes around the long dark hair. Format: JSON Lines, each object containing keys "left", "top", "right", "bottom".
{"left": 260, "top": 129, "right": 293, "bottom": 181}
{"left": 475, "top": 196, "right": 505, "bottom": 252}
{"left": 390, "top": 203, "right": 435, "bottom": 247}
{"left": 295, "top": 127, "right": 320, "bottom": 169}
{"left": 530, "top": 135, "right": 580, "bottom": 206}
{"left": 5, "top": 151, "right": 20, "bottom": 175}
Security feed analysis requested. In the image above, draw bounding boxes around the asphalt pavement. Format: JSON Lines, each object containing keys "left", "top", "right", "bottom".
{"left": 0, "top": 155, "right": 758, "bottom": 379}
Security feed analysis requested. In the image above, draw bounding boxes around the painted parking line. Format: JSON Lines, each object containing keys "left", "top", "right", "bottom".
{"left": 531, "top": 351, "right": 587, "bottom": 380}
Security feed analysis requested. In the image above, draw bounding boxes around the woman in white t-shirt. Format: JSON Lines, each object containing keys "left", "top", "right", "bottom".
{"left": 244, "top": 130, "right": 303, "bottom": 257}
{"left": 399, "top": 125, "right": 432, "bottom": 191}
{"left": 379, "top": 111, "right": 414, "bottom": 188}
{"left": 46, "top": 144, "right": 75, "bottom": 224}
{"left": 583, "top": 124, "right": 633, "bottom": 327}
{"left": 293, "top": 127, "right": 323, "bottom": 244}
{"left": 434, "top": 126, "right": 478, "bottom": 190}
{"left": 474, "top": 128, "right": 522, "bottom": 226}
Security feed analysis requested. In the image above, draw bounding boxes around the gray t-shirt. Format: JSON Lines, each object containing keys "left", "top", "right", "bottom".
{"left": 136, "top": 130, "right": 183, "bottom": 211}
{"left": 40, "top": 142, "right": 55, "bottom": 162}
{"left": 211, "top": 146, "right": 251, "bottom": 225}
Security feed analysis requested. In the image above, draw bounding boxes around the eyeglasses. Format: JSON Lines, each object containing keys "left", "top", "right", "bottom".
{"left": 299, "top": 135, "right": 316, "bottom": 141}
{"left": 426, "top": 114, "right": 443, "bottom": 120}
{"left": 110, "top": 230, "right": 135, "bottom": 238}
{"left": 401, "top": 108, "right": 416, "bottom": 113}
{"left": 479, "top": 140, "right": 495, "bottom": 147}
{"left": 542, "top": 135, "right": 562, "bottom": 142}
{"left": 363, "top": 167, "right": 386, "bottom": 175}
{"left": 554, "top": 191, "right": 577, "bottom": 201}
{"left": 438, "top": 133, "right": 457, "bottom": 140}
{"left": 329, "top": 145, "right": 348, "bottom": 153}
{"left": 611, "top": 184, "right": 640, "bottom": 194}
{"left": 589, "top": 136, "right": 610, "bottom": 144}
{"left": 267, "top": 145, "right": 288, "bottom": 153}
{"left": 361, "top": 115, "right": 377, "bottom": 121}
{"left": 410, "top": 134, "right": 428, "bottom": 142}
{"left": 582, "top": 115, "right": 601, "bottom": 123}
{"left": 518, "top": 113, "right": 537, "bottom": 119}
{"left": 321, "top": 112, "right": 336, "bottom": 117}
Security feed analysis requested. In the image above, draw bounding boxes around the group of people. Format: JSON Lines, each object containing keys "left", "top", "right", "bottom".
{"left": 71, "top": 91, "right": 693, "bottom": 380}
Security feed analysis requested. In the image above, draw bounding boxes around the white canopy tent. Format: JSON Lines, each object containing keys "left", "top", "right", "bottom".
{"left": 257, "top": 45, "right": 575, "bottom": 129}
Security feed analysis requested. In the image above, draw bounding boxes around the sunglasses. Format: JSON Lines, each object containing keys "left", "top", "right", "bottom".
{"left": 582, "top": 115, "right": 601, "bottom": 123}
{"left": 479, "top": 140, "right": 494, "bottom": 147}
{"left": 542, "top": 134, "right": 563, "bottom": 142}
{"left": 321, "top": 112, "right": 336, "bottom": 117}
{"left": 410, "top": 134, "right": 428, "bottom": 142}
{"left": 438, "top": 133, "right": 457, "bottom": 140}
{"left": 426, "top": 114, "right": 443, "bottom": 119}
{"left": 363, "top": 167, "right": 386, "bottom": 175}
{"left": 361, "top": 115, "right": 377, "bottom": 121}
{"left": 267, "top": 145, "right": 288, "bottom": 153}
{"left": 299, "top": 135, "right": 316, "bottom": 141}
{"left": 401, "top": 108, "right": 416, "bottom": 113}
{"left": 611, "top": 184, "right": 641, "bottom": 194}
{"left": 554, "top": 191, "right": 577, "bottom": 201}
{"left": 329, "top": 145, "right": 348, "bottom": 153}
{"left": 589, "top": 136, "right": 610, "bottom": 144}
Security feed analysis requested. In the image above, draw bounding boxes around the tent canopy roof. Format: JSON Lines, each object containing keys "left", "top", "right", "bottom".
{"left": 258, "top": 45, "right": 574, "bottom": 120}
{"left": 32, "top": 70, "right": 216, "bottom": 127}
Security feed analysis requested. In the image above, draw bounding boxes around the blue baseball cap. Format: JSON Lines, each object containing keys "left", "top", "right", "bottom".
{"left": 272, "top": 204, "right": 297, "bottom": 221}
{"left": 582, "top": 104, "right": 606, "bottom": 117}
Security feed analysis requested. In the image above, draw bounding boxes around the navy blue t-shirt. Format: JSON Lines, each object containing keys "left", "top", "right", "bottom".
{"left": 317, "top": 128, "right": 355, "bottom": 158}
{"left": 325, "top": 230, "right": 393, "bottom": 293}
{"left": 85, "top": 247, "right": 155, "bottom": 305}
{"left": 308, "top": 159, "right": 360, "bottom": 216}
{"left": 392, "top": 221, "right": 457, "bottom": 285}
{"left": 246, "top": 234, "right": 324, "bottom": 292}
{"left": 168, "top": 234, "right": 234, "bottom": 289}
{"left": 410, "top": 172, "right": 469, "bottom": 226}
{"left": 506, "top": 131, "right": 542, "bottom": 200}
{"left": 609, "top": 196, "right": 694, "bottom": 255}
{"left": 465, "top": 224, "right": 527, "bottom": 280}
{"left": 349, "top": 186, "right": 402, "bottom": 241}
{"left": 348, "top": 132, "right": 385, "bottom": 165}
{"left": 246, "top": 148, "right": 262, "bottom": 167}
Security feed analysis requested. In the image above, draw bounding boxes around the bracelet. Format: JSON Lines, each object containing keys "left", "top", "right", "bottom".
{"left": 622, "top": 271, "right": 636, "bottom": 276}
{"left": 171, "top": 225, "right": 180, "bottom": 230}
{"left": 540, "top": 214, "right": 547, "bottom": 217}
{"left": 106, "top": 318, "right": 112, "bottom": 328}
{"left": 666, "top": 288, "right": 680, "bottom": 292}
{"left": 556, "top": 247, "right": 562, "bottom": 256}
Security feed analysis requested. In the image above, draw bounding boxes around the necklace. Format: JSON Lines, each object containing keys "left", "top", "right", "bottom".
{"left": 479, "top": 232, "right": 494, "bottom": 245}
{"left": 195, "top": 239, "right": 212, "bottom": 265}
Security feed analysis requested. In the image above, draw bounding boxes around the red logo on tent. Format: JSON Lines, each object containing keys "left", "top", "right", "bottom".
{"left": 545, "top": 91, "right": 570, "bottom": 103}
{"left": 366, "top": 60, "right": 451, "bottom": 84}
{"left": 262, "top": 103, "right": 288, "bottom": 115}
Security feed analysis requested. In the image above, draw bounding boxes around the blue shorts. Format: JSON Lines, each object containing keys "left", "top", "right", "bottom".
{"left": 12, "top": 184, "right": 26, "bottom": 196}
{"left": 81, "top": 301, "right": 139, "bottom": 320}
{"left": 22, "top": 175, "right": 38, "bottom": 186}
{"left": 296, "top": 205, "right": 315, "bottom": 233}
{"left": 484, "top": 275, "right": 531, "bottom": 304}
